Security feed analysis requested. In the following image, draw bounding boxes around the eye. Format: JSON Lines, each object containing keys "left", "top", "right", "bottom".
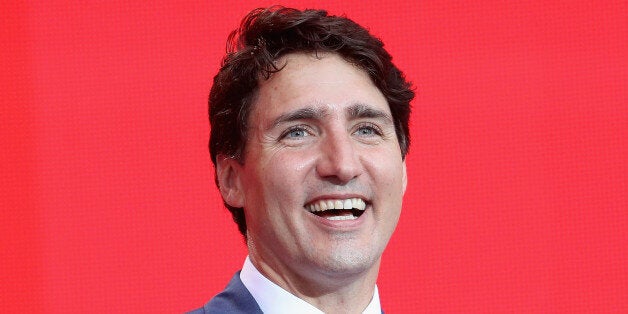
{"left": 353, "top": 123, "right": 382, "bottom": 137}
{"left": 281, "top": 125, "right": 311, "bottom": 140}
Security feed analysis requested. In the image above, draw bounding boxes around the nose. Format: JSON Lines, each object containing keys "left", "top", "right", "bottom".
{"left": 316, "top": 131, "right": 363, "bottom": 184}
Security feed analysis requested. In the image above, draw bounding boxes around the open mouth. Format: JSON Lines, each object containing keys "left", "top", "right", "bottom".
{"left": 305, "top": 198, "right": 367, "bottom": 221}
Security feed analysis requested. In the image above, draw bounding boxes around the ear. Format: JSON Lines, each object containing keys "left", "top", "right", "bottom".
{"left": 216, "top": 155, "right": 245, "bottom": 208}
{"left": 401, "top": 160, "right": 408, "bottom": 194}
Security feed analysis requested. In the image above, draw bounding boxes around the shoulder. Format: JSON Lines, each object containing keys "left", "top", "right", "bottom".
{"left": 186, "top": 271, "right": 262, "bottom": 314}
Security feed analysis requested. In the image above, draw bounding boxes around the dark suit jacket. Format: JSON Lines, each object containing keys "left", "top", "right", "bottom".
{"left": 187, "top": 271, "right": 384, "bottom": 314}
{"left": 187, "top": 271, "right": 262, "bottom": 314}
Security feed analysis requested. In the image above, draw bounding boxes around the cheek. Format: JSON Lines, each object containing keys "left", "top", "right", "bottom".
{"left": 373, "top": 157, "right": 405, "bottom": 215}
{"left": 255, "top": 150, "right": 317, "bottom": 198}
{"left": 265, "top": 148, "right": 317, "bottom": 176}
{"left": 365, "top": 148, "right": 403, "bottom": 176}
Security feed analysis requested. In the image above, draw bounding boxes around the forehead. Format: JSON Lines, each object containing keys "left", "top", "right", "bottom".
{"left": 250, "top": 53, "right": 390, "bottom": 124}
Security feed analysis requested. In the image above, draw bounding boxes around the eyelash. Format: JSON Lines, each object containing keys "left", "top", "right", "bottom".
{"left": 353, "top": 122, "right": 383, "bottom": 137}
{"left": 280, "top": 125, "right": 312, "bottom": 140}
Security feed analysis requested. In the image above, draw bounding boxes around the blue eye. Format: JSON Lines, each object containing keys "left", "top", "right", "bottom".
{"left": 281, "top": 126, "right": 310, "bottom": 140}
{"left": 288, "top": 128, "right": 307, "bottom": 138}
{"left": 354, "top": 124, "right": 381, "bottom": 137}
{"left": 356, "top": 127, "right": 375, "bottom": 135}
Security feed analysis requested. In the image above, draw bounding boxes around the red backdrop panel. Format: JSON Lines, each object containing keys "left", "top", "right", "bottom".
{"left": 2, "top": 1, "right": 627, "bottom": 313}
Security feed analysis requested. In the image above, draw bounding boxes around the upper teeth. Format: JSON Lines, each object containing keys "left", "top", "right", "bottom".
{"left": 306, "top": 198, "right": 366, "bottom": 212}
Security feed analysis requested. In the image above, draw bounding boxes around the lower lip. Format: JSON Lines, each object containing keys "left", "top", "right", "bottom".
{"left": 308, "top": 206, "right": 370, "bottom": 230}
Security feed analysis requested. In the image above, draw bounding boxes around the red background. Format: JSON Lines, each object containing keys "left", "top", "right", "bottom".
{"left": 2, "top": 1, "right": 627, "bottom": 313}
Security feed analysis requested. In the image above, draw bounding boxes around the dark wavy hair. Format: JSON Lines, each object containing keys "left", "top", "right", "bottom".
{"left": 209, "top": 6, "right": 414, "bottom": 238}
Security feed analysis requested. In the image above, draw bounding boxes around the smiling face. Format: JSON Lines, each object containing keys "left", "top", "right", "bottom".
{"left": 217, "top": 52, "right": 407, "bottom": 291}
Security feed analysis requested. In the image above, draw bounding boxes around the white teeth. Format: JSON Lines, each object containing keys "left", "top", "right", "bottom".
{"left": 305, "top": 198, "right": 367, "bottom": 212}
{"left": 326, "top": 215, "right": 357, "bottom": 221}
{"left": 343, "top": 199, "right": 352, "bottom": 209}
{"left": 357, "top": 200, "right": 366, "bottom": 210}
{"left": 326, "top": 200, "right": 334, "bottom": 209}
{"left": 334, "top": 200, "right": 343, "bottom": 209}
{"left": 319, "top": 201, "right": 327, "bottom": 211}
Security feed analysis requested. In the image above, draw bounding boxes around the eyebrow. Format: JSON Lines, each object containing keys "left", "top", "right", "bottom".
{"left": 270, "top": 107, "right": 328, "bottom": 128}
{"left": 269, "top": 102, "right": 393, "bottom": 129}
{"left": 346, "top": 103, "right": 393, "bottom": 124}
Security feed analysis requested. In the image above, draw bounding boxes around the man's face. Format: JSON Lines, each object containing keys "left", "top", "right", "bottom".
{"left": 221, "top": 53, "right": 407, "bottom": 284}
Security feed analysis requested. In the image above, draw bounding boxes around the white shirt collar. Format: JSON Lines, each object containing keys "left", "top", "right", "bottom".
{"left": 240, "top": 256, "right": 381, "bottom": 314}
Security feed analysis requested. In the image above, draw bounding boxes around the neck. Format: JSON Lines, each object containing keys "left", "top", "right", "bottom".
{"left": 249, "top": 252, "right": 381, "bottom": 314}
{"left": 301, "top": 273, "right": 379, "bottom": 314}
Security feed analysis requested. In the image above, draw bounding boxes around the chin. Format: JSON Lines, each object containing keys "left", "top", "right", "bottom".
{"left": 316, "top": 246, "right": 380, "bottom": 276}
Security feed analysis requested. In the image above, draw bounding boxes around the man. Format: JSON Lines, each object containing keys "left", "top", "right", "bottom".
{"left": 190, "top": 6, "right": 414, "bottom": 313}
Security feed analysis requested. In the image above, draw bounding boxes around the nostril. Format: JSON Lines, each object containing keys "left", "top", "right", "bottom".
{"left": 316, "top": 158, "right": 361, "bottom": 184}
